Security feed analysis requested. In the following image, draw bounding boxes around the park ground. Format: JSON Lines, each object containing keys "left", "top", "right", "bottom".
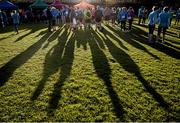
{"left": 0, "top": 20, "right": 180, "bottom": 121}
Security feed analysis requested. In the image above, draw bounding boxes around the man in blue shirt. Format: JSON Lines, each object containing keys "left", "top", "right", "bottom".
{"left": 156, "top": 7, "right": 170, "bottom": 44}
{"left": 138, "top": 6, "right": 145, "bottom": 25}
{"left": 11, "top": 10, "right": 20, "bottom": 34}
{"left": 147, "top": 6, "right": 158, "bottom": 43}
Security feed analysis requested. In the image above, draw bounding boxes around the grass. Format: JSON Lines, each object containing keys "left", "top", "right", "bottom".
{"left": 0, "top": 21, "right": 180, "bottom": 122}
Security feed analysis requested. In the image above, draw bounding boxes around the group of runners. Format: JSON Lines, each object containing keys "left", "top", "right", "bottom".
{"left": 2, "top": 4, "right": 180, "bottom": 44}
{"left": 147, "top": 6, "right": 179, "bottom": 44}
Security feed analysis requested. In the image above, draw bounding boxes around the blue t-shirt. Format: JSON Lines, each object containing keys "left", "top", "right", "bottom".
{"left": 158, "top": 12, "right": 170, "bottom": 28}
{"left": 51, "top": 9, "right": 59, "bottom": 18}
{"left": 118, "top": 11, "right": 127, "bottom": 21}
{"left": 12, "top": 13, "right": 20, "bottom": 24}
{"left": 148, "top": 11, "right": 158, "bottom": 25}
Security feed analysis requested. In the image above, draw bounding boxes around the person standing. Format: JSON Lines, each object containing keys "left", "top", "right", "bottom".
{"left": 69, "top": 7, "right": 77, "bottom": 31}
{"left": 169, "top": 7, "right": 174, "bottom": 27}
{"left": 11, "top": 10, "right": 20, "bottom": 34}
{"left": 175, "top": 8, "right": 180, "bottom": 25}
{"left": 116, "top": 7, "right": 121, "bottom": 24}
{"left": 118, "top": 7, "right": 127, "bottom": 32}
{"left": 84, "top": 8, "right": 92, "bottom": 29}
{"left": 56, "top": 9, "right": 61, "bottom": 25}
{"left": 92, "top": 8, "right": 96, "bottom": 24}
{"left": 142, "top": 8, "right": 148, "bottom": 25}
{"left": 61, "top": 6, "right": 66, "bottom": 24}
{"left": 111, "top": 7, "right": 116, "bottom": 25}
{"left": 117, "top": 7, "right": 122, "bottom": 25}
{"left": 127, "top": 7, "right": 135, "bottom": 31}
{"left": 51, "top": 7, "right": 59, "bottom": 31}
{"left": 46, "top": 7, "right": 53, "bottom": 32}
{"left": 156, "top": 7, "right": 171, "bottom": 44}
{"left": 147, "top": 6, "right": 158, "bottom": 43}
{"left": 76, "top": 8, "right": 84, "bottom": 28}
{"left": 103, "top": 7, "right": 112, "bottom": 24}
{"left": 138, "top": 6, "right": 144, "bottom": 25}
{"left": 95, "top": 6, "right": 103, "bottom": 31}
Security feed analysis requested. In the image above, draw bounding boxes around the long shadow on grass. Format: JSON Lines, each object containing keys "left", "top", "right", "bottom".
{"left": 103, "top": 24, "right": 129, "bottom": 51}
{"left": 47, "top": 31, "right": 75, "bottom": 115}
{"left": 31, "top": 28, "right": 68, "bottom": 100}
{"left": 131, "top": 25, "right": 180, "bottom": 59}
{"left": 165, "top": 38, "right": 180, "bottom": 45}
{"left": 0, "top": 31, "right": 52, "bottom": 87}
{"left": 104, "top": 25, "right": 161, "bottom": 60}
{"left": 164, "top": 42, "right": 180, "bottom": 51}
{"left": 76, "top": 29, "right": 89, "bottom": 50}
{"left": 0, "top": 29, "right": 30, "bottom": 41}
{"left": 95, "top": 29, "right": 170, "bottom": 110}
{"left": 14, "top": 24, "right": 46, "bottom": 42}
{"left": 42, "top": 26, "right": 65, "bottom": 49}
{"left": 90, "top": 30, "right": 125, "bottom": 121}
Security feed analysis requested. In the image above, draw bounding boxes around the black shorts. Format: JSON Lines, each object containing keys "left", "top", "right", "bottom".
{"left": 148, "top": 24, "right": 155, "bottom": 34}
{"left": 52, "top": 19, "right": 56, "bottom": 26}
{"left": 158, "top": 26, "right": 168, "bottom": 36}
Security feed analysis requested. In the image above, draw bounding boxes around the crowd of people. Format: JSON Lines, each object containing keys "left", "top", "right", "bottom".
{"left": 45, "top": 5, "right": 136, "bottom": 32}
{"left": 147, "top": 6, "right": 180, "bottom": 44}
{"left": 0, "top": 4, "right": 180, "bottom": 43}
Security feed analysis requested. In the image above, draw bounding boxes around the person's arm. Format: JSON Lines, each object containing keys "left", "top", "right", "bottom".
{"left": 168, "top": 14, "right": 171, "bottom": 27}
{"left": 148, "top": 13, "right": 150, "bottom": 21}
{"left": 157, "top": 13, "right": 160, "bottom": 24}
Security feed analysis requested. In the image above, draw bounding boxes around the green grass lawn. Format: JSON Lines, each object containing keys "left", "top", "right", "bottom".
{"left": 0, "top": 21, "right": 180, "bottom": 121}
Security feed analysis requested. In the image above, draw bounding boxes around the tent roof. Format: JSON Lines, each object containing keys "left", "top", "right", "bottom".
{"left": 51, "top": 0, "right": 64, "bottom": 9}
{"left": 74, "top": 0, "right": 95, "bottom": 9}
{"left": 30, "top": 0, "right": 48, "bottom": 9}
{"left": 0, "top": 0, "right": 18, "bottom": 10}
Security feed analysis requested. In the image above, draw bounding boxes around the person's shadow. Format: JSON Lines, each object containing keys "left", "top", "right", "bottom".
{"left": 89, "top": 30, "right": 126, "bottom": 121}
{"left": 14, "top": 25, "right": 47, "bottom": 42}
{"left": 47, "top": 31, "right": 76, "bottom": 115}
{"left": 31, "top": 28, "right": 69, "bottom": 101}
{"left": 0, "top": 31, "right": 52, "bottom": 87}
{"left": 104, "top": 24, "right": 161, "bottom": 60}
{"left": 95, "top": 28, "right": 170, "bottom": 111}
{"left": 131, "top": 25, "right": 180, "bottom": 59}
{"left": 76, "top": 30, "right": 89, "bottom": 50}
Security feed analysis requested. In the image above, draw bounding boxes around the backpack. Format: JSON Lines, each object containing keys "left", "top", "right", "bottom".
{"left": 86, "top": 11, "right": 91, "bottom": 18}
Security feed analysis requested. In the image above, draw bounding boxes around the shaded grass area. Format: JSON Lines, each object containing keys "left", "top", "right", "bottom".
{"left": 0, "top": 22, "right": 180, "bottom": 121}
